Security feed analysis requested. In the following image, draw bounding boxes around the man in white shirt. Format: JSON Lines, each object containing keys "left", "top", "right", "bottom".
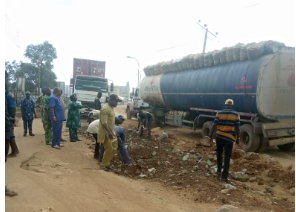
{"left": 87, "top": 119, "right": 101, "bottom": 160}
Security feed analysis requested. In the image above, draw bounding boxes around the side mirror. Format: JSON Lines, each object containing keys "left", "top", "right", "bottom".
{"left": 110, "top": 83, "right": 114, "bottom": 92}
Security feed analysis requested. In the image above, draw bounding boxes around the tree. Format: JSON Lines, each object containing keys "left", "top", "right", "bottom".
{"left": 5, "top": 60, "right": 20, "bottom": 82}
{"left": 24, "top": 41, "right": 57, "bottom": 95}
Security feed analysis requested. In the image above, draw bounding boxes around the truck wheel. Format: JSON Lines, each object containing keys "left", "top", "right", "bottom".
{"left": 277, "top": 143, "right": 295, "bottom": 152}
{"left": 256, "top": 136, "right": 269, "bottom": 152}
{"left": 126, "top": 107, "right": 131, "bottom": 120}
{"left": 240, "top": 124, "right": 260, "bottom": 152}
{"left": 202, "top": 121, "right": 215, "bottom": 139}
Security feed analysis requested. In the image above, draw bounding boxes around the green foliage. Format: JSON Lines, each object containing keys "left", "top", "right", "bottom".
{"left": 5, "top": 41, "right": 58, "bottom": 93}
{"left": 24, "top": 41, "right": 57, "bottom": 65}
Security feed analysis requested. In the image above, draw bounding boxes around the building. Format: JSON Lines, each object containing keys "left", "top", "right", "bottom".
{"left": 110, "top": 82, "right": 130, "bottom": 99}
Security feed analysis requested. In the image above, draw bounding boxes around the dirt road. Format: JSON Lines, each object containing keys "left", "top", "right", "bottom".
{"left": 5, "top": 105, "right": 295, "bottom": 212}
{"left": 6, "top": 117, "right": 218, "bottom": 212}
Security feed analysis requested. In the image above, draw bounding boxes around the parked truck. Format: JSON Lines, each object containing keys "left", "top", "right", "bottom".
{"left": 70, "top": 58, "right": 112, "bottom": 115}
{"left": 127, "top": 46, "right": 295, "bottom": 152}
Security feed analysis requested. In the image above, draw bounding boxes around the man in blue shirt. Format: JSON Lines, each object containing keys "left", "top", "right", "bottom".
{"left": 49, "top": 88, "right": 65, "bottom": 149}
{"left": 7, "top": 92, "right": 19, "bottom": 156}
{"left": 99, "top": 116, "right": 131, "bottom": 165}
{"left": 20, "top": 91, "right": 37, "bottom": 136}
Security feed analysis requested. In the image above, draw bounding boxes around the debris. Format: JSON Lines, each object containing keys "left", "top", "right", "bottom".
{"left": 168, "top": 174, "right": 175, "bottom": 178}
{"left": 151, "top": 151, "right": 157, "bottom": 156}
{"left": 182, "top": 155, "right": 188, "bottom": 161}
{"left": 225, "top": 184, "right": 236, "bottom": 190}
{"left": 124, "top": 170, "right": 129, "bottom": 174}
{"left": 232, "top": 172, "right": 249, "bottom": 182}
{"left": 265, "top": 186, "right": 273, "bottom": 193}
{"left": 258, "top": 181, "right": 264, "bottom": 185}
{"left": 221, "top": 198, "right": 228, "bottom": 204}
{"left": 215, "top": 205, "right": 240, "bottom": 212}
{"left": 221, "top": 189, "right": 229, "bottom": 194}
{"left": 139, "top": 173, "right": 146, "bottom": 178}
{"left": 148, "top": 168, "right": 156, "bottom": 173}
{"left": 156, "top": 132, "right": 168, "bottom": 141}
{"left": 251, "top": 190, "right": 265, "bottom": 196}
{"left": 207, "top": 159, "right": 213, "bottom": 166}
{"left": 289, "top": 188, "right": 295, "bottom": 195}
{"left": 242, "top": 169, "right": 247, "bottom": 173}
{"left": 249, "top": 177, "right": 257, "bottom": 182}
{"left": 172, "top": 186, "right": 182, "bottom": 190}
{"left": 197, "top": 139, "right": 211, "bottom": 147}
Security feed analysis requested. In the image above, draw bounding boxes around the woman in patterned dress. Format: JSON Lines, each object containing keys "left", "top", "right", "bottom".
{"left": 42, "top": 88, "right": 52, "bottom": 145}
{"left": 66, "top": 94, "right": 89, "bottom": 142}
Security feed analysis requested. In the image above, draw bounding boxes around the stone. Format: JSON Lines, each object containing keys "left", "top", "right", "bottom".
{"left": 266, "top": 186, "right": 273, "bottom": 193}
{"left": 215, "top": 205, "right": 240, "bottom": 212}
{"left": 258, "top": 181, "right": 264, "bottom": 185}
{"left": 148, "top": 168, "right": 156, "bottom": 173}
{"left": 282, "top": 197, "right": 288, "bottom": 201}
{"left": 172, "top": 186, "right": 182, "bottom": 190}
{"left": 151, "top": 151, "right": 157, "bottom": 156}
{"left": 168, "top": 174, "right": 175, "bottom": 178}
{"left": 242, "top": 169, "right": 247, "bottom": 173}
{"left": 230, "top": 159, "right": 234, "bottom": 165}
{"left": 181, "top": 170, "right": 188, "bottom": 174}
{"left": 249, "top": 177, "right": 257, "bottom": 182}
{"left": 290, "top": 188, "right": 295, "bottom": 195}
{"left": 198, "top": 139, "right": 211, "bottom": 147}
{"left": 124, "top": 170, "right": 129, "bottom": 174}
{"left": 221, "top": 189, "right": 229, "bottom": 194}
{"left": 139, "top": 173, "right": 146, "bottom": 178}
{"left": 232, "top": 172, "right": 249, "bottom": 182}
{"left": 221, "top": 198, "right": 228, "bottom": 204}
{"left": 225, "top": 184, "right": 236, "bottom": 190}
{"left": 157, "top": 132, "right": 168, "bottom": 141}
{"left": 252, "top": 190, "right": 265, "bottom": 196}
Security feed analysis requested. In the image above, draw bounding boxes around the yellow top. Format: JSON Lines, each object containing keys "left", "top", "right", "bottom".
{"left": 225, "top": 99, "right": 234, "bottom": 106}
{"left": 97, "top": 103, "right": 116, "bottom": 143}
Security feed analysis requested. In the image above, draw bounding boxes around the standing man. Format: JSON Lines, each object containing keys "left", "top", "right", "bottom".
{"left": 98, "top": 94, "right": 121, "bottom": 171}
{"left": 94, "top": 91, "right": 102, "bottom": 110}
{"left": 49, "top": 88, "right": 65, "bottom": 149}
{"left": 209, "top": 99, "right": 240, "bottom": 183}
{"left": 58, "top": 89, "right": 66, "bottom": 142}
{"left": 20, "top": 91, "right": 37, "bottom": 136}
{"left": 36, "top": 87, "right": 46, "bottom": 132}
{"left": 137, "top": 110, "right": 153, "bottom": 139}
{"left": 7, "top": 92, "right": 19, "bottom": 156}
{"left": 42, "top": 88, "right": 52, "bottom": 145}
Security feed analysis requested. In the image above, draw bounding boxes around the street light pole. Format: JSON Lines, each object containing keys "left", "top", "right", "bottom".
{"left": 127, "top": 56, "right": 140, "bottom": 87}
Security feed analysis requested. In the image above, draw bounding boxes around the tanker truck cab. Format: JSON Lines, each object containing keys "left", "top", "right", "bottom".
{"left": 74, "top": 75, "right": 109, "bottom": 115}
{"left": 139, "top": 46, "right": 295, "bottom": 153}
{"left": 126, "top": 87, "right": 150, "bottom": 119}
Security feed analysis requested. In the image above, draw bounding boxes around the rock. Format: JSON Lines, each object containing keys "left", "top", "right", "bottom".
{"left": 215, "top": 205, "right": 240, "bottom": 212}
{"left": 151, "top": 151, "right": 157, "bottom": 156}
{"left": 282, "top": 197, "right": 288, "bottom": 201}
{"left": 230, "top": 159, "right": 233, "bottom": 165}
{"left": 258, "top": 181, "right": 264, "bottom": 185}
{"left": 231, "top": 149, "right": 246, "bottom": 159}
{"left": 252, "top": 190, "right": 265, "bottom": 196}
{"left": 197, "top": 139, "right": 211, "bottom": 147}
{"left": 232, "top": 172, "right": 249, "bottom": 182}
{"left": 172, "top": 186, "right": 182, "bottom": 190}
{"left": 136, "top": 169, "right": 141, "bottom": 174}
{"left": 157, "top": 132, "right": 168, "bottom": 140}
{"left": 181, "top": 170, "right": 188, "bottom": 174}
{"left": 290, "top": 188, "right": 295, "bottom": 195}
{"left": 265, "top": 186, "right": 273, "bottom": 193}
{"left": 148, "top": 168, "right": 156, "bottom": 173}
{"left": 249, "top": 177, "right": 257, "bottom": 182}
{"left": 225, "top": 184, "right": 236, "bottom": 190}
{"left": 221, "top": 198, "right": 228, "bottom": 204}
{"left": 139, "top": 173, "right": 146, "bottom": 178}
{"left": 124, "top": 170, "right": 129, "bottom": 174}
{"left": 221, "top": 189, "right": 229, "bottom": 194}
{"left": 193, "top": 165, "right": 199, "bottom": 171}
{"left": 127, "top": 129, "right": 133, "bottom": 132}
{"left": 168, "top": 174, "right": 175, "bottom": 178}
{"left": 242, "top": 169, "right": 247, "bottom": 173}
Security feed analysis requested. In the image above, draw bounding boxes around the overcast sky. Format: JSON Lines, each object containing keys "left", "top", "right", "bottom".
{"left": 5, "top": 0, "right": 295, "bottom": 90}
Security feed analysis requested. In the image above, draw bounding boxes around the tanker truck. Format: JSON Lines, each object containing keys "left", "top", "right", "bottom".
{"left": 128, "top": 46, "right": 295, "bottom": 152}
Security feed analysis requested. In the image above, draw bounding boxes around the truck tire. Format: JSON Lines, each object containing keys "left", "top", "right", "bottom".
{"left": 202, "top": 121, "right": 215, "bottom": 139}
{"left": 277, "top": 143, "right": 295, "bottom": 152}
{"left": 126, "top": 107, "right": 131, "bottom": 120}
{"left": 256, "top": 136, "right": 269, "bottom": 152}
{"left": 240, "top": 124, "right": 260, "bottom": 152}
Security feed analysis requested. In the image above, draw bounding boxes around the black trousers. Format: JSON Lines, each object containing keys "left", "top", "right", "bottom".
{"left": 140, "top": 119, "right": 152, "bottom": 139}
{"left": 92, "top": 134, "right": 100, "bottom": 159}
{"left": 216, "top": 137, "right": 234, "bottom": 179}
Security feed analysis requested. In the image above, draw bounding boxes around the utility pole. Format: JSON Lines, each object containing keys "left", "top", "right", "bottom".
{"left": 197, "top": 20, "right": 218, "bottom": 53}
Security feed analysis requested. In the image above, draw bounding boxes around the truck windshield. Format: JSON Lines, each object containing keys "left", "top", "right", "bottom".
{"left": 75, "top": 79, "right": 108, "bottom": 92}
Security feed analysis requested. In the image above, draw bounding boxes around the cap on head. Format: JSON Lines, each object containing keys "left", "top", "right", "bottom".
{"left": 118, "top": 115, "right": 125, "bottom": 121}
{"left": 109, "top": 94, "right": 122, "bottom": 102}
{"left": 225, "top": 99, "right": 234, "bottom": 106}
{"left": 25, "top": 91, "right": 31, "bottom": 95}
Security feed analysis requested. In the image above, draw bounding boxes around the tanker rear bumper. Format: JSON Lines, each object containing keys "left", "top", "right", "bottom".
{"left": 262, "top": 122, "right": 295, "bottom": 146}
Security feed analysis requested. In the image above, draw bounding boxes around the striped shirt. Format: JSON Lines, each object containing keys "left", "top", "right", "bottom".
{"left": 214, "top": 109, "right": 240, "bottom": 142}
